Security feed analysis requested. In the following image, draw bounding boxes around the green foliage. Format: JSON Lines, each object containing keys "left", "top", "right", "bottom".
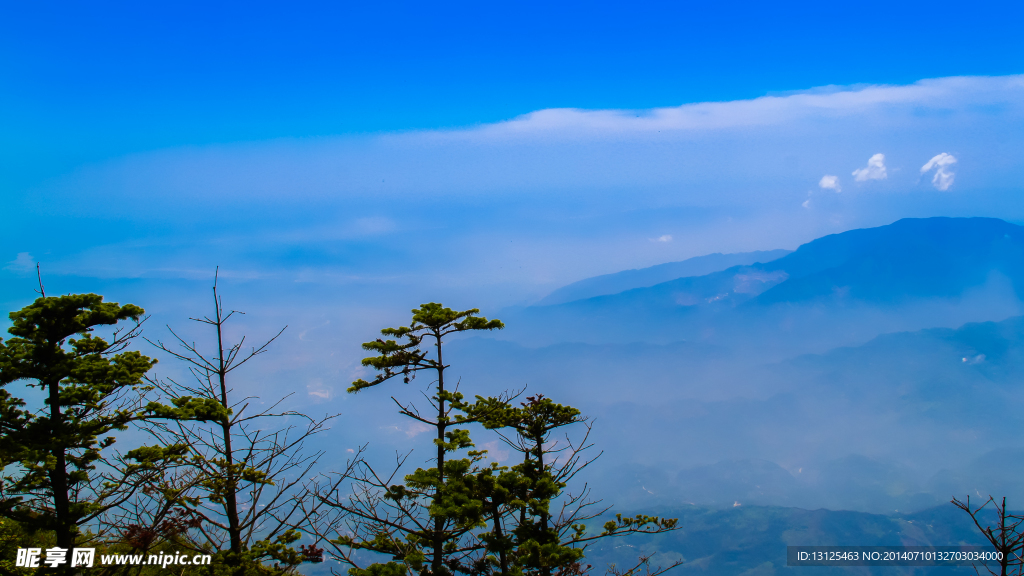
{"left": 132, "top": 278, "right": 333, "bottom": 576}
{"left": 349, "top": 302, "right": 503, "bottom": 393}
{"left": 248, "top": 529, "right": 306, "bottom": 572}
{"left": 0, "top": 294, "right": 158, "bottom": 552}
{"left": 600, "top": 515, "right": 678, "bottom": 537}
{"left": 123, "top": 443, "right": 191, "bottom": 469}
{"left": 0, "top": 517, "right": 43, "bottom": 576}
{"left": 143, "top": 395, "right": 231, "bottom": 421}
{"left": 0, "top": 292, "right": 679, "bottom": 576}
{"left": 349, "top": 561, "right": 412, "bottom": 576}
{"left": 318, "top": 303, "right": 678, "bottom": 576}
{"left": 319, "top": 304, "right": 511, "bottom": 576}
{"left": 0, "top": 285, "right": 328, "bottom": 576}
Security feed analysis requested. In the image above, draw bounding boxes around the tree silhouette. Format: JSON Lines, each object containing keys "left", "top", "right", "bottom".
{"left": 139, "top": 272, "right": 337, "bottom": 574}
{"left": 314, "top": 303, "right": 679, "bottom": 576}
{"left": 470, "top": 393, "right": 678, "bottom": 576}
{"left": 952, "top": 495, "right": 1024, "bottom": 576}
{"left": 0, "top": 294, "right": 160, "bottom": 572}
{"left": 316, "top": 303, "right": 506, "bottom": 576}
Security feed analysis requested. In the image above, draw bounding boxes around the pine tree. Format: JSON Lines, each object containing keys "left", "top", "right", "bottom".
{"left": 470, "top": 394, "right": 678, "bottom": 576}
{"left": 0, "top": 294, "right": 159, "bottom": 565}
{"left": 317, "top": 303, "right": 506, "bottom": 576}
{"left": 315, "top": 303, "right": 679, "bottom": 576}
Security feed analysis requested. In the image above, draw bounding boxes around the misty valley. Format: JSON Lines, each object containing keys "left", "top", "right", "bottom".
{"left": 4, "top": 216, "right": 1024, "bottom": 576}
{"left": 443, "top": 216, "right": 1024, "bottom": 574}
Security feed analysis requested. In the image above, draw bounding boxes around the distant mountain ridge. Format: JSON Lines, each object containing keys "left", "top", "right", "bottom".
{"left": 583, "top": 504, "right": 993, "bottom": 575}
{"left": 449, "top": 217, "right": 1024, "bottom": 533}
{"left": 536, "top": 249, "right": 791, "bottom": 306}
{"left": 754, "top": 216, "right": 1024, "bottom": 305}
{"left": 502, "top": 217, "right": 1024, "bottom": 349}
{"left": 567, "top": 217, "right": 1024, "bottom": 311}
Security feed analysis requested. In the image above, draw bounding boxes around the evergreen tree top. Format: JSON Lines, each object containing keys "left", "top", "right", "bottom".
{"left": 6, "top": 293, "right": 144, "bottom": 342}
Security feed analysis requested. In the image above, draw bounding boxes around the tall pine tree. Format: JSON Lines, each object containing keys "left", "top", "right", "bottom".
{"left": 0, "top": 294, "right": 158, "bottom": 564}
{"left": 315, "top": 303, "right": 679, "bottom": 576}
{"left": 318, "top": 303, "right": 505, "bottom": 576}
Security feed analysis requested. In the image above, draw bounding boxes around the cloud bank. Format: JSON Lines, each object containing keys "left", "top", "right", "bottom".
{"left": 463, "top": 75, "right": 1024, "bottom": 137}
{"left": 35, "top": 74, "right": 1024, "bottom": 209}
{"left": 8, "top": 74, "right": 1024, "bottom": 312}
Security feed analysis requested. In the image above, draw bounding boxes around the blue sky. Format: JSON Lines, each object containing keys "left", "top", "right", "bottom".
{"left": 3, "top": 0, "right": 1022, "bottom": 174}
{"left": 2, "top": 0, "right": 1024, "bottom": 406}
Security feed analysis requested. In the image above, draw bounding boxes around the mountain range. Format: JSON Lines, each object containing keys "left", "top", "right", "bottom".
{"left": 535, "top": 249, "right": 792, "bottom": 306}
{"left": 498, "top": 218, "right": 1024, "bottom": 355}
{"left": 582, "top": 503, "right": 999, "bottom": 576}
{"left": 429, "top": 217, "right": 1024, "bottom": 517}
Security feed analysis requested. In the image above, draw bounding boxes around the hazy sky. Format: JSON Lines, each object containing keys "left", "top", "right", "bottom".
{"left": 2, "top": 1, "right": 1023, "bottom": 391}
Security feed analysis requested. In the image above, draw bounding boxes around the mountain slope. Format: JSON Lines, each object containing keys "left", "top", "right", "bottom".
{"left": 501, "top": 217, "right": 1024, "bottom": 349}
{"left": 446, "top": 314, "right": 1024, "bottom": 512}
{"left": 536, "top": 249, "right": 790, "bottom": 306}
{"left": 564, "top": 217, "right": 1024, "bottom": 310}
{"left": 754, "top": 217, "right": 1024, "bottom": 305}
{"left": 583, "top": 504, "right": 994, "bottom": 576}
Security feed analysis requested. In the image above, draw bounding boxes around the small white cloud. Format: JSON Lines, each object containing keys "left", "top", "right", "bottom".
{"left": 801, "top": 199, "right": 811, "bottom": 209}
{"left": 481, "top": 440, "right": 510, "bottom": 462}
{"left": 961, "top": 353, "right": 985, "bottom": 364}
{"left": 920, "top": 153, "right": 957, "bottom": 191}
{"left": 932, "top": 169, "right": 955, "bottom": 191}
{"left": 921, "top": 152, "right": 956, "bottom": 172}
{"left": 307, "top": 379, "right": 332, "bottom": 400}
{"left": 405, "top": 422, "right": 433, "bottom": 438}
{"left": 852, "top": 153, "right": 887, "bottom": 181}
{"left": 818, "top": 175, "right": 841, "bottom": 192}
{"left": 650, "top": 235, "right": 672, "bottom": 243}
{"left": 4, "top": 252, "right": 35, "bottom": 274}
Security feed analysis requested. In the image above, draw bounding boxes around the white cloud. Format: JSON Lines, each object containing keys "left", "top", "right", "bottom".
{"left": 306, "top": 379, "right": 332, "bottom": 400}
{"left": 58, "top": 75, "right": 1024, "bottom": 206}
{"left": 818, "top": 175, "right": 841, "bottom": 192}
{"left": 466, "top": 75, "right": 1024, "bottom": 138}
{"left": 3, "top": 252, "right": 35, "bottom": 274}
{"left": 932, "top": 170, "right": 955, "bottom": 191}
{"left": 481, "top": 440, "right": 510, "bottom": 462}
{"left": 405, "top": 422, "right": 433, "bottom": 438}
{"left": 650, "top": 235, "right": 672, "bottom": 243}
{"left": 23, "top": 75, "right": 1024, "bottom": 296}
{"left": 921, "top": 152, "right": 956, "bottom": 172}
{"left": 801, "top": 199, "right": 811, "bottom": 209}
{"left": 852, "top": 153, "right": 887, "bottom": 181}
{"left": 920, "top": 152, "right": 957, "bottom": 191}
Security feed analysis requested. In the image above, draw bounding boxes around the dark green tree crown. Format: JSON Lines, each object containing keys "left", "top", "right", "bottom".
{"left": 0, "top": 293, "right": 157, "bottom": 549}
{"left": 349, "top": 303, "right": 503, "bottom": 393}
{"left": 0, "top": 294, "right": 147, "bottom": 387}
{"left": 6, "top": 293, "right": 143, "bottom": 341}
